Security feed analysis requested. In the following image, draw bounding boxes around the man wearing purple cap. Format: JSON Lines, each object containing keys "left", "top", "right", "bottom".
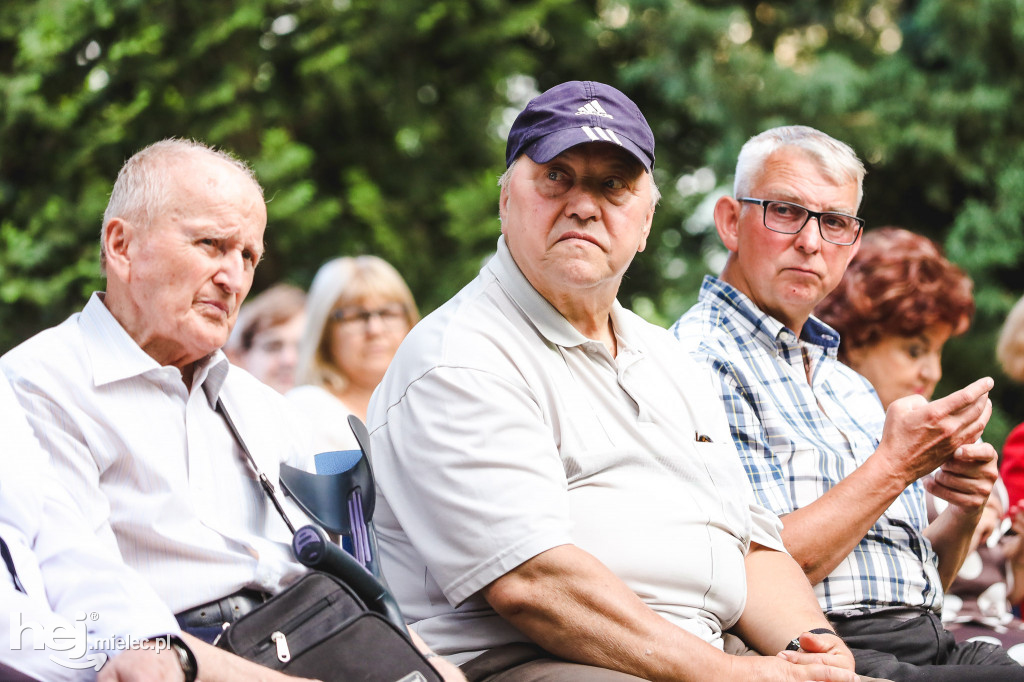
{"left": 367, "top": 82, "right": 866, "bottom": 681}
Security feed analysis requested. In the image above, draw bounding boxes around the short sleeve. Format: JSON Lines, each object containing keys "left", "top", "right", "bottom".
{"left": 372, "top": 365, "right": 574, "bottom": 605}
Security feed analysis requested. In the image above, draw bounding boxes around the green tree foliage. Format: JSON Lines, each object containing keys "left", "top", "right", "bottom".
{"left": 0, "top": 0, "right": 606, "bottom": 343}
{"left": 3, "top": 0, "right": 1024, "bottom": 444}
{"left": 603, "top": 0, "right": 1024, "bottom": 446}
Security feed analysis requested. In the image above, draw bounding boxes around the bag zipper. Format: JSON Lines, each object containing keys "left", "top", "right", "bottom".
{"left": 271, "top": 631, "right": 291, "bottom": 663}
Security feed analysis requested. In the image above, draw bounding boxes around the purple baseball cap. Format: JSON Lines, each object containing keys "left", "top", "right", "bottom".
{"left": 505, "top": 80, "right": 655, "bottom": 171}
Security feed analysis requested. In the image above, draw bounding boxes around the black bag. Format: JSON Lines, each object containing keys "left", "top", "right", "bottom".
{"left": 214, "top": 400, "right": 442, "bottom": 682}
{"left": 216, "top": 571, "right": 441, "bottom": 682}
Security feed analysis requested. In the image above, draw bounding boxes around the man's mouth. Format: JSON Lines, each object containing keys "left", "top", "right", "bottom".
{"left": 558, "top": 231, "right": 599, "bottom": 246}
{"left": 198, "top": 299, "right": 229, "bottom": 316}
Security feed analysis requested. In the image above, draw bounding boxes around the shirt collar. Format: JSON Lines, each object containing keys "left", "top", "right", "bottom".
{"left": 698, "top": 275, "right": 841, "bottom": 353}
{"left": 81, "top": 292, "right": 230, "bottom": 401}
{"left": 198, "top": 354, "right": 230, "bottom": 408}
{"left": 488, "top": 235, "right": 593, "bottom": 349}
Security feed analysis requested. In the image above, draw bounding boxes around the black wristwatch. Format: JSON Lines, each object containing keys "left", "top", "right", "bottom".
{"left": 785, "top": 627, "right": 838, "bottom": 652}
{"left": 167, "top": 634, "right": 199, "bottom": 682}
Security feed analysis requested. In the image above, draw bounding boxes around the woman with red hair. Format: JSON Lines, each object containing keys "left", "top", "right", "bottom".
{"left": 816, "top": 226, "right": 974, "bottom": 406}
{"left": 818, "top": 227, "right": 1024, "bottom": 659}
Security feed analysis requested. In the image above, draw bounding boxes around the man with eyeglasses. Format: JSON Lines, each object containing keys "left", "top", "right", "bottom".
{"left": 673, "top": 125, "right": 1021, "bottom": 680}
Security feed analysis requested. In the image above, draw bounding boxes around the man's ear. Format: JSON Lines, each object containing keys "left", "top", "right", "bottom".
{"left": 103, "top": 218, "right": 133, "bottom": 280}
{"left": 714, "top": 196, "right": 741, "bottom": 254}
{"left": 498, "top": 185, "right": 510, "bottom": 236}
{"left": 636, "top": 202, "right": 655, "bottom": 253}
{"left": 843, "top": 233, "right": 862, "bottom": 269}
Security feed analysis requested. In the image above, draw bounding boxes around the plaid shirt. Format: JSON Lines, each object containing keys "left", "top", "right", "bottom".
{"left": 673, "top": 275, "right": 943, "bottom": 615}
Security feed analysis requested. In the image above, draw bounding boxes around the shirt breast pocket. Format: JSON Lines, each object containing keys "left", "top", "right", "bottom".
{"left": 782, "top": 446, "right": 832, "bottom": 509}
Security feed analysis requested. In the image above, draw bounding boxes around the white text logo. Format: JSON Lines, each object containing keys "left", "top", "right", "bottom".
{"left": 575, "top": 100, "right": 614, "bottom": 119}
{"left": 9, "top": 611, "right": 171, "bottom": 671}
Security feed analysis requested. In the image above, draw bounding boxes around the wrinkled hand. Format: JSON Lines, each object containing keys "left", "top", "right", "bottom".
{"left": 925, "top": 442, "right": 998, "bottom": 519}
{"left": 97, "top": 649, "right": 184, "bottom": 682}
{"left": 877, "top": 378, "right": 993, "bottom": 487}
{"left": 776, "top": 631, "right": 856, "bottom": 673}
{"left": 730, "top": 650, "right": 858, "bottom": 682}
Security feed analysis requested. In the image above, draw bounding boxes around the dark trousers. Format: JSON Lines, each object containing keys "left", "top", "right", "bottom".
{"left": 461, "top": 641, "right": 889, "bottom": 681}
{"left": 832, "top": 609, "right": 1024, "bottom": 681}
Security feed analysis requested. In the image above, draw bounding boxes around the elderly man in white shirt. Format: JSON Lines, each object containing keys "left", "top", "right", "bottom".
{"left": 367, "top": 81, "right": 867, "bottom": 682}
{"left": 0, "top": 373, "right": 189, "bottom": 682}
{"left": 0, "top": 139, "right": 322, "bottom": 682}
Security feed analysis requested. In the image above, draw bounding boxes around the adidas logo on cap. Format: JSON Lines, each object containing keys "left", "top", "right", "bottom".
{"left": 575, "top": 100, "right": 614, "bottom": 119}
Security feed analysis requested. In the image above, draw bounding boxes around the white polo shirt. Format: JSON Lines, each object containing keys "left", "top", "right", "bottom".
{"left": 367, "top": 236, "right": 786, "bottom": 665}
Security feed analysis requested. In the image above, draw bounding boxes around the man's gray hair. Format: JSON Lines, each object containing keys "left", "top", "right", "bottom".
{"left": 733, "top": 125, "right": 865, "bottom": 208}
{"left": 100, "top": 138, "right": 263, "bottom": 269}
{"left": 497, "top": 156, "right": 662, "bottom": 209}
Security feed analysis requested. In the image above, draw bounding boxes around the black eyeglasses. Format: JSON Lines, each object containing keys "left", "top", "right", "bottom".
{"left": 738, "top": 198, "right": 864, "bottom": 246}
{"left": 329, "top": 303, "right": 408, "bottom": 332}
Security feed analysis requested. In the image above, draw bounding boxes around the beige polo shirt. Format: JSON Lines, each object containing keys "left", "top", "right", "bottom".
{"left": 367, "top": 236, "right": 786, "bottom": 665}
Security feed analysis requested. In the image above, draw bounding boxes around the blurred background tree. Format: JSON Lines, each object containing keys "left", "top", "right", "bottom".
{"left": 2, "top": 0, "right": 1023, "bottom": 445}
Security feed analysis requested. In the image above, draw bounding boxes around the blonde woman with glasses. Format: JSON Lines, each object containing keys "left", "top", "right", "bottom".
{"left": 290, "top": 256, "right": 419, "bottom": 453}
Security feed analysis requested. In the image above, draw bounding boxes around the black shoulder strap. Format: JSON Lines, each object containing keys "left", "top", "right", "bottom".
{"left": 1, "top": 535, "right": 26, "bottom": 594}
{"left": 215, "top": 397, "right": 296, "bottom": 534}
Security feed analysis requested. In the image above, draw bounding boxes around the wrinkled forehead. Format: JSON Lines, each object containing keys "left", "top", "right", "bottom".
{"left": 159, "top": 157, "right": 267, "bottom": 225}
{"left": 751, "top": 148, "right": 859, "bottom": 205}
{"left": 174, "top": 154, "right": 263, "bottom": 200}
{"left": 761, "top": 146, "right": 862, "bottom": 208}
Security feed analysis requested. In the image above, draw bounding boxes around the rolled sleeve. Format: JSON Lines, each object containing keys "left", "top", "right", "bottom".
{"left": 747, "top": 503, "right": 787, "bottom": 554}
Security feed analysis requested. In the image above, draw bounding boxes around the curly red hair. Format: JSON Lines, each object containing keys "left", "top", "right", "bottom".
{"left": 815, "top": 227, "right": 974, "bottom": 363}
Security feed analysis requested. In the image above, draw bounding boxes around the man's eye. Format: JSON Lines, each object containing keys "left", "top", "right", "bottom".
{"left": 605, "top": 177, "right": 627, "bottom": 190}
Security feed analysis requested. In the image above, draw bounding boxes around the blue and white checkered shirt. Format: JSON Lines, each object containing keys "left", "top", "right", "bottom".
{"left": 673, "top": 275, "right": 943, "bottom": 615}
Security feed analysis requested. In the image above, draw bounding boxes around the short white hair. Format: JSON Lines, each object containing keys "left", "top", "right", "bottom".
{"left": 100, "top": 138, "right": 262, "bottom": 269}
{"left": 733, "top": 125, "right": 865, "bottom": 208}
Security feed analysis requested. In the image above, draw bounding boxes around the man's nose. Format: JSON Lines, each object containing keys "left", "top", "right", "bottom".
{"left": 793, "top": 215, "right": 823, "bottom": 252}
{"left": 564, "top": 184, "right": 600, "bottom": 222}
{"left": 213, "top": 251, "right": 249, "bottom": 293}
